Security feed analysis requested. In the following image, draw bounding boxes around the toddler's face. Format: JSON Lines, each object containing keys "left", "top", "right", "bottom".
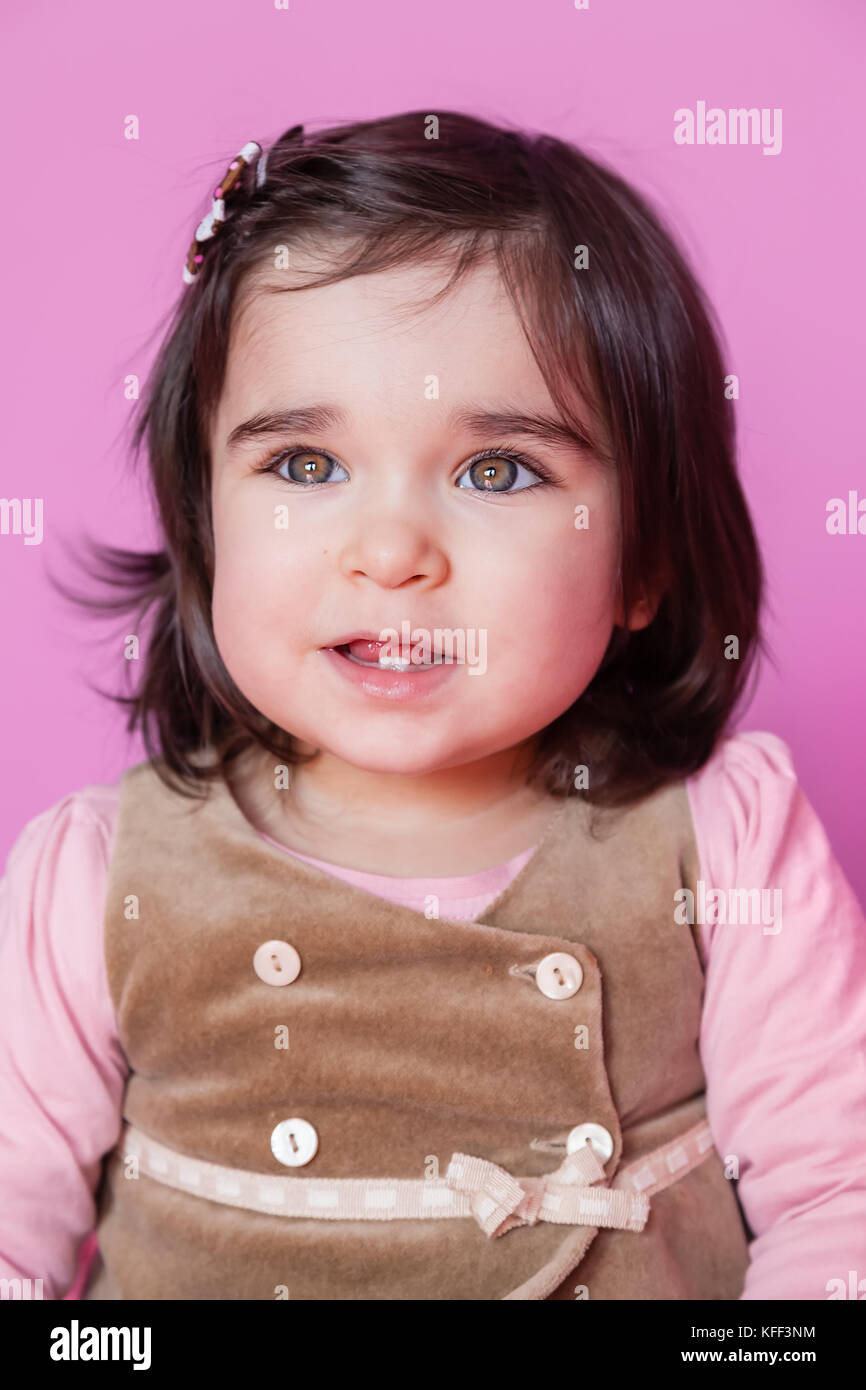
{"left": 209, "top": 253, "right": 641, "bottom": 776}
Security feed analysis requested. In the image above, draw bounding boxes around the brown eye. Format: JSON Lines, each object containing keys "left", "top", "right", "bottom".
{"left": 456, "top": 450, "right": 550, "bottom": 494}
{"left": 466, "top": 457, "right": 518, "bottom": 492}
{"left": 284, "top": 451, "right": 336, "bottom": 484}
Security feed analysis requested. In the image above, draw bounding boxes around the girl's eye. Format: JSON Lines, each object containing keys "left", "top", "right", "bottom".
{"left": 456, "top": 450, "right": 549, "bottom": 494}
{"left": 271, "top": 450, "right": 350, "bottom": 486}
{"left": 256, "top": 445, "right": 557, "bottom": 492}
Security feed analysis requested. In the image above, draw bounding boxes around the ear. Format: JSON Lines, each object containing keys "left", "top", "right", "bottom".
{"left": 614, "top": 591, "right": 661, "bottom": 631}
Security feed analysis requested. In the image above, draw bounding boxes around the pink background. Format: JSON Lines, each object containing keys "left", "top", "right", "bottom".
{"left": 1, "top": 0, "right": 864, "bottom": 901}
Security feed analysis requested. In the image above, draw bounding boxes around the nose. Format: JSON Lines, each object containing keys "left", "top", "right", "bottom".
{"left": 337, "top": 515, "right": 449, "bottom": 590}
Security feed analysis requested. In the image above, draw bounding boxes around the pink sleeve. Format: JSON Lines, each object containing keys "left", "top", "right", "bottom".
{"left": 687, "top": 731, "right": 866, "bottom": 1300}
{"left": 0, "top": 787, "right": 127, "bottom": 1300}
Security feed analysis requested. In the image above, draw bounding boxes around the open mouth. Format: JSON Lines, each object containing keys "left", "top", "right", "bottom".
{"left": 319, "top": 634, "right": 463, "bottom": 699}
{"left": 331, "top": 639, "right": 457, "bottom": 670}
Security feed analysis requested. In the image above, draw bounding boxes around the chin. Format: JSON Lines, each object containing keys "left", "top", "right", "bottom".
{"left": 319, "top": 730, "right": 471, "bottom": 778}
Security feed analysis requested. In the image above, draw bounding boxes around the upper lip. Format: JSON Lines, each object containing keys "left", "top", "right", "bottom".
{"left": 323, "top": 630, "right": 399, "bottom": 649}
{"left": 323, "top": 630, "right": 455, "bottom": 659}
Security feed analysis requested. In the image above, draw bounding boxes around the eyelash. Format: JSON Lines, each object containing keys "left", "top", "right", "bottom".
{"left": 251, "top": 442, "right": 561, "bottom": 494}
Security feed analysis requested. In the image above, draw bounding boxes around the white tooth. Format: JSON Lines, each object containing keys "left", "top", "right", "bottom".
{"left": 378, "top": 656, "right": 413, "bottom": 671}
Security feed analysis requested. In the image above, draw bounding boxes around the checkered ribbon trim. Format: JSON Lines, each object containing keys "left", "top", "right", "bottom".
{"left": 117, "top": 1119, "right": 715, "bottom": 1239}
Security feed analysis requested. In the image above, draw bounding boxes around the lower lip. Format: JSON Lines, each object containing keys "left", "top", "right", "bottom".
{"left": 320, "top": 646, "right": 461, "bottom": 701}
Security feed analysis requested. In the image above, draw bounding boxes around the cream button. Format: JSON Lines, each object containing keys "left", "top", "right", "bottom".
{"left": 535, "top": 952, "right": 583, "bottom": 999}
{"left": 270, "top": 1118, "right": 318, "bottom": 1167}
{"left": 566, "top": 1123, "right": 614, "bottom": 1162}
{"left": 253, "top": 939, "right": 302, "bottom": 986}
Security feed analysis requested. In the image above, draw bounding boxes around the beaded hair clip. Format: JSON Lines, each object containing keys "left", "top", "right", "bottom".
{"left": 181, "top": 125, "right": 304, "bottom": 285}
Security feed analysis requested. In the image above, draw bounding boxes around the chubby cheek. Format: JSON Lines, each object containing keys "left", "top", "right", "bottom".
{"left": 210, "top": 494, "right": 321, "bottom": 701}
{"left": 482, "top": 514, "right": 620, "bottom": 707}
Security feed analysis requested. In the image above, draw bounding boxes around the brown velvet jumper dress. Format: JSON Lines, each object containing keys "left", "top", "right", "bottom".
{"left": 83, "top": 750, "right": 751, "bottom": 1300}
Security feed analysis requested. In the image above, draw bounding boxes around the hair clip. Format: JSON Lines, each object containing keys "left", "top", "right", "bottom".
{"left": 182, "top": 139, "right": 263, "bottom": 285}
{"left": 181, "top": 126, "right": 305, "bottom": 285}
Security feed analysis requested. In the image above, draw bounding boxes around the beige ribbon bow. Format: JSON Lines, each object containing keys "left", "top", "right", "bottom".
{"left": 445, "top": 1140, "right": 641, "bottom": 1239}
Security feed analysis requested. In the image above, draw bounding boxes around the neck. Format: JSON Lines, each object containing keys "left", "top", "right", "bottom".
{"left": 228, "top": 736, "right": 557, "bottom": 877}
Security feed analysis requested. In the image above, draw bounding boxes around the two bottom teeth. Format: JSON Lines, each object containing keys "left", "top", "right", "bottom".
{"left": 339, "top": 646, "right": 443, "bottom": 670}
{"left": 379, "top": 655, "right": 427, "bottom": 670}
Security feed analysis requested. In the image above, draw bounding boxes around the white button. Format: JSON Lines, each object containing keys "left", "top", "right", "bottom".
{"left": 566, "top": 1123, "right": 614, "bottom": 1162}
{"left": 270, "top": 1118, "right": 318, "bottom": 1167}
{"left": 253, "top": 940, "right": 302, "bottom": 986}
{"left": 535, "top": 952, "right": 583, "bottom": 999}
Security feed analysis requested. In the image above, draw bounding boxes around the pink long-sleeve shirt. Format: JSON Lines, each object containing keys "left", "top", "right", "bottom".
{"left": 1, "top": 730, "right": 865, "bottom": 1301}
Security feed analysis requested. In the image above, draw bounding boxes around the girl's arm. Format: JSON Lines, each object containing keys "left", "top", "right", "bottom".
{"left": 688, "top": 731, "right": 866, "bottom": 1301}
{"left": 0, "top": 788, "right": 128, "bottom": 1299}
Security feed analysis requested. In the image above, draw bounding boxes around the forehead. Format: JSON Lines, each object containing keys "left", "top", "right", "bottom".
{"left": 214, "top": 254, "right": 557, "bottom": 436}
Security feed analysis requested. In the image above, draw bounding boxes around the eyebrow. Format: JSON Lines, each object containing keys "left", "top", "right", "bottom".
{"left": 226, "top": 404, "right": 346, "bottom": 452}
{"left": 454, "top": 406, "right": 597, "bottom": 454}
{"left": 225, "top": 402, "right": 598, "bottom": 455}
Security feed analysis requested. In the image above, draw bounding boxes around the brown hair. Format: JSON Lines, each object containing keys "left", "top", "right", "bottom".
{"left": 56, "top": 109, "right": 769, "bottom": 810}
